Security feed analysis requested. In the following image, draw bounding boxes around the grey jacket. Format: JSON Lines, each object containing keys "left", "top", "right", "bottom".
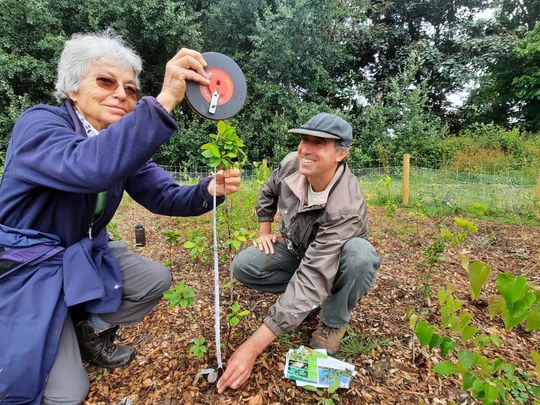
{"left": 258, "top": 152, "right": 368, "bottom": 336}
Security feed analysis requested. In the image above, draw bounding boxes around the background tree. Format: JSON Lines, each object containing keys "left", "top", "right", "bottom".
{"left": 0, "top": 0, "right": 538, "bottom": 169}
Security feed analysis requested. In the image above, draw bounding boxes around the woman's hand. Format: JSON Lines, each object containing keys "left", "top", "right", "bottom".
{"left": 157, "top": 48, "right": 210, "bottom": 112}
{"left": 207, "top": 168, "right": 241, "bottom": 197}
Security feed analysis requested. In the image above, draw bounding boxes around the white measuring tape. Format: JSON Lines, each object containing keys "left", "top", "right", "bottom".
{"left": 199, "top": 169, "right": 223, "bottom": 384}
{"left": 212, "top": 175, "right": 223, "bottom": 371}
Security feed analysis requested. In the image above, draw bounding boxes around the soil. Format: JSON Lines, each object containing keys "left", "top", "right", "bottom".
{"left": 85, "top": 201, "right": 540, "bottom": 405}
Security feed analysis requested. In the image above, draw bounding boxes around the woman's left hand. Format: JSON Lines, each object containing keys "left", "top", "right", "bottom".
{"left": 207, "top": 168, "right": 241, "bottom": 197}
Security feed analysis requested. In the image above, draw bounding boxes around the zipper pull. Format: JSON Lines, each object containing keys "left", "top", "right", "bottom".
{"left": 88, "top": 225, "right": 93, "bottom": 240}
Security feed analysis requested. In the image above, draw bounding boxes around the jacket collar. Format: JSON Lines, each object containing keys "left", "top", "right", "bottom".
{"left": 284, "top": 164, "right": 345, "bottom": 209}
{"left": 63, "top": 99, "right": 86, "bottom": 137}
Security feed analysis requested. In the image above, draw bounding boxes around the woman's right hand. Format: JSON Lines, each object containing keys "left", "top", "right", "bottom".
{"left": 156, "top": 48, "right": 210, "bottom": 112}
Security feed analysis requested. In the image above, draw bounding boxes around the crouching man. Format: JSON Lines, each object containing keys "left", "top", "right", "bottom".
{"left": 217, "top": 112, "right": 380, "bottom": 393}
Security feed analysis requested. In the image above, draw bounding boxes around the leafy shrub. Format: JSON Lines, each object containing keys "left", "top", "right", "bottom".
{"left": 440, "top": 124, "right": 540, "bottom": 170}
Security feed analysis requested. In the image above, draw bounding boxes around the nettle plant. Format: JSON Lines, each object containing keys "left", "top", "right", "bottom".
{"left": 163, "top": 281, "right": 208, "bottom": 360}
{"left": 409, "top": 219, "right": 540, "bottom": 404}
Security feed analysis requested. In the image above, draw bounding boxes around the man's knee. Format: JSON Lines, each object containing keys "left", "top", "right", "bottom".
{"left": 340, "top": 238, "right": 380, "bottom": 281}
{"left": 231, "top": 247, "right": 254, "bottom": 282}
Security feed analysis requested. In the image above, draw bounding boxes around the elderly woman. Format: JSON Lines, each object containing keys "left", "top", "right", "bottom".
{"left": 0, "top": 31, "right": 240, "bottom": 404}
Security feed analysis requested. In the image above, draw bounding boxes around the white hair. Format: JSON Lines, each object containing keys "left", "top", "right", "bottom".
{"left": 54, "top": 29, "right": 142, "bottom": 102}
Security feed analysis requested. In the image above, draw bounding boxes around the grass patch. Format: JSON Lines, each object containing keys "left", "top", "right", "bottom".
{"left": 340, "top": 329, "right": 390, "bottom": 356}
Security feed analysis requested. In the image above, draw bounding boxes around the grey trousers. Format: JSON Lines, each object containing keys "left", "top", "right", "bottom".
{"left": 41, "top": 241, "right": 172, "bottom": 405}
{"left": 232, "top": 237, "right": 380, "bottom": 328}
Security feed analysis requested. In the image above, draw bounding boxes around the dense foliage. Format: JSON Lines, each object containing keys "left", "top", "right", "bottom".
{"left": 0, "top": 0, "right": 539, "bottom": 168}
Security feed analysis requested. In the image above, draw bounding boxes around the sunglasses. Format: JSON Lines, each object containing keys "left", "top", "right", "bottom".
{"left": 95, "top": 75, "right": 141, "bottom": 101}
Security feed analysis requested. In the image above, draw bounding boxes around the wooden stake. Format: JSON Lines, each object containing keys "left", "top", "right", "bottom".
{"left": 402, "top": 154, "right": 410, "bottom": 205}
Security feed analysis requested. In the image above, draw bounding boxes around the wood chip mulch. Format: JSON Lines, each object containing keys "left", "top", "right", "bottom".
{"left": 85, "top": 200, "right": 540, "bottom": 405}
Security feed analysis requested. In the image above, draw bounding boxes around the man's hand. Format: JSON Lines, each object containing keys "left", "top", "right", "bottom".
{"left": 207, "top": 168, "right": 241, "bottom": 197}
{"left": 254, "top": 221, "right": 276, "bottom": 254}
{"left": 216, "top": 341, "right": 258, "bottom": 393}
{"left": 217, "top": 324, "right": 277, "bottom": 393}
{"left": 254, "top": 233, "right": 277, "bottom": 254}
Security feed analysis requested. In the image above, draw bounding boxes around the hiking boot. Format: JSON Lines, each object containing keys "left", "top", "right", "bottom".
{"left": 75, "top": 323, "right": 135, "bottom": 369}
{"left": 310, "top": 323, "right": 347, "bottom": 355}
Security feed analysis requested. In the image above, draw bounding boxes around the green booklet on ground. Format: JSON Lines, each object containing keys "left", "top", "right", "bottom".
{"left": 284, "top": 346, "right": 356, "bottom": 389}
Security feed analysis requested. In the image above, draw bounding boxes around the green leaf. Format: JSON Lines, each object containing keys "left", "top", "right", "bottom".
{"left": 415, "top": 320, "right": 435, "bottom": 346}
{"left": 461, "top": 325, "right": 478, "bottom": 343}
{"left": 457, "top": 351, "right": 476, "bottom": 370}
{"left": 433, "top": 360, "right": 456, "bottom": 376}
{"left": 468, "top": 261, "right": 491, "bottom": 300}
{"left": 328, "top": 377, "right": 340, "bottom": 393}
{"left": 454, "top": 217, "right": 478, "bottom": 234}
{"left": 497, "top": 273, "right": 528, "bottom": 304}
{"left": 483, "top": 383, "right": 499, "bottom": 404}
{"left": 531, "top": 351, "right": 540, "bottom": 378}
{"left": 229, "top": 316, "right": 240, "bottom": 326}
{"left": 183, "top": 241, "right": 195, "bottom": 248}
{"left": 440, "top": 336, "right": 456, "bottom": 356}
{"left": 462, "top": 373, "right": 476, "bottom": 390}
{"left": 429, "top": 333, "right": 443, "bottom": 351}
{"left": 526, "top": 305, "right": 540, "bottom": 331}
{"left": 488, "top": 296, "right": 505, "bottom": 319}
{"left": 409, "top": 313, "right": 419, "bottom": 330}
{"left": 302, "top": 385, "right": 321, "bottom": 395}
{"left": 489, "top": 335, "right": 502, "bottom": 347}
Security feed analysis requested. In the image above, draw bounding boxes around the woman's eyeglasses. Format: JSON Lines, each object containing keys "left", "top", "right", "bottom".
{"left": 95, "top": 76, "right": 141, "bottom": 101}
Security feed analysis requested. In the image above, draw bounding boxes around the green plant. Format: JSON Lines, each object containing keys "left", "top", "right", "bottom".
{"left": 225, "top": 227, "right": 251, "bottom": 251}
{"left": 303, "top": 378, "right": 341, "bottom": 404}
{"left": 226, "top": 301, "right": 250, "bottom": 327}
{"left": 200, "top": 121, "right": 247, "bottom": 169}
{"left": 163, "top": 280, "right": 195, "bottom": 309}
{"left": 411, "top": 280, "right": 540, "bottom": 404}
{"left": 418, "top": 239, "right": 447, "bottom": 298}
{"left": 252, "top": 161, "right": 270, "bottom": 185}
{"left": 182, "top": 168, "right": 199, "bottom": 185}
{"left": 224, "top": 301, "right": 250, "bottom": 357}
{"left": 377, "top": 175, "right": 398, "bottom": 217}
{"left": 488, "top": 273, "right": 540, "bottom": 330}
{"left": 410, "top": 237, "right": 540, "bottom": 405}
{"left": 189, "top": 337, "right": 208, "bottom": 359}
{"left": 161, "top": 228, "right": 182, "bottom": 267}
{"left": 183, "top": 234, "right": 208, "bottom": 262}
{"left": 339, "top": 329, "right": 390, "bottom": 356}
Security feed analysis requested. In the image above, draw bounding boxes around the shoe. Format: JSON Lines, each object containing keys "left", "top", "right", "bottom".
{"left": 310, "top": 323, "right": 347, "bottom": 355}
{"left": 75, "top": 323, "right": 136, "bottom": 369}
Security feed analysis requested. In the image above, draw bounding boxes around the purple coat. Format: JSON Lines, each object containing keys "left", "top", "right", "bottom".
{"left": 0, "top": 97, "right": 222, "bottom": 402}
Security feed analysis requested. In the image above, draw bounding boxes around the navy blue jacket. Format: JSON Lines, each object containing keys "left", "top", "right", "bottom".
{"left": 0, "top": 97, "right": 222, "bottom": 403}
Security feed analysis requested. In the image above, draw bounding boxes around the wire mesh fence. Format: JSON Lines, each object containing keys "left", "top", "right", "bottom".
{"left": 161, "top": 159, "right": 540, "bottom": 222}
